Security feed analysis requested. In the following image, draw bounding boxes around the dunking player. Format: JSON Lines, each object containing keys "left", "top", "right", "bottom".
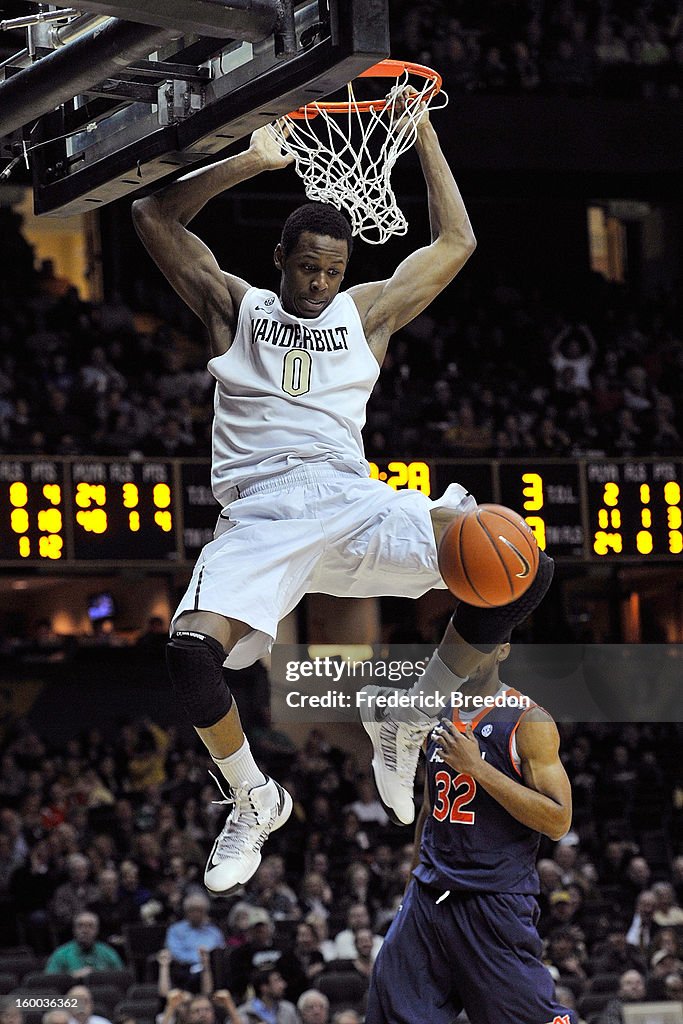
{"left": 366, "top": 640, "right": 576, "bottom": 1024}
{"left": 132, "top": 93, "right": 554, "bottom": 896}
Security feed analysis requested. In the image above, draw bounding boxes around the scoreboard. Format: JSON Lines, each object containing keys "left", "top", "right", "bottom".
{"left": 0, "top": 456, "right": 681, "bottom": 565}
{"left": 370, "top": 457, "right": 682, "bottom": 562}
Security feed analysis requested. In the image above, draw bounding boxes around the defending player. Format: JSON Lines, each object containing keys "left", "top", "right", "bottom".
{"left": 132, "top": 92, "right": 551, "bottom": 897}
{"left": 365, "top": 640, "right": 577, "bottom": 1024}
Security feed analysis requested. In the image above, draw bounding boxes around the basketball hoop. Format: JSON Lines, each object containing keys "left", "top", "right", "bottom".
{"left": 267, "top": 59, "right": 448, "bottom": 245}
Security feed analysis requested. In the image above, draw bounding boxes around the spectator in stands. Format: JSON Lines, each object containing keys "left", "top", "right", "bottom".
{"left": 330, "top": 1014, "right": 360, "bottom": 1024}
{"left": 165, "top": 893, "right": 225, "bottom": 989}
{"left": 541, "top": 890, "right": 580, "bottom": 936}
{"left": 79, "top": 346, "right": 125, "bottom": 397}
{"left": 0, "top": 998, "right": 23, "bottom": 1024}
{"left": 291, "top": 922, "right": 325, "bottom": 990}
{"left": 611, "top": 409, "right": 642, "bottom": 455}
{"left": 0, "top": 832, "right": 22, "bottom": 905}
{"left": 480, "top": 44, "right": 510, "bottom": 92}
{"left": 622, "top": 365, "right": 655, "bottom": 413}
{"left": 647, "top": 948, "right": 683, "bottom": 1000}
{"left": 185, "top": 995, "right": 232, "bottom": 1024}
{"left": 228, "top": 906, "right": 307, "bottom": 1003}
{"left": 652, "top": 882, "right": 683, "bottom": 927}
{"left": 535, "top": 414, "right": 571, "bottom": 456}
{"left": 332, "top": 905, "right": 383, "bottom": 961}
{"left": 346, "top": 777, "right": 389, "bottom": 828}
{"left": 296, "top": 991, "right": 328, "bottom": 1024}
{"left": 44, "top": 910, "right": 124, "bottom": 975}
{"left": 350, "top": 927, "right": 376, "bottom": 982}
{"left": 88, "top": 866, "right": 140, "bottom": 943}
{"left": 118, "top": 860, "right": 151, "bottom": 907}
{"left": 66, "top": 985, "right": 113, "bottom": 1024}
{"left": 550, "top": 322, "right": 597, "bottom": 392}
{"left": 553, "top": 833, "right": 582, "bottom": 886}
{"left": 651, "top": 928, "right": 683, "bottom": 961}
{"left": 664, "top": 973, "right": 683, "bottom": 1001}
{"left": 593, "top": 926, "right": 646, "bottom": 975}
{"left": 594, "top": 19, "right": 630, "bottom": 67}
{"left": 621, "top": 855, "right": 651, "bottom": 907}
{"left": 641, "top": 22, "right": 670, "bottom": 66}
{"left": 156, "top": 988, "right": 192, "bottom": 1024}
{"left": 43, "top": 1011, "right": 70, "bottom": 1024}
{"left": 299, "top": 874, "right": 333, "bottom": 922}
{"left": 439, "top": 30, "right": 478, "bottom": 93}
{"left": 9, "top": 837, "right": 57, "bottom": 936}
{"left": 249, "top": 855, "right": 299, "bottom": 923}
{"left": 442, "top": 398, "right": 493, "bottom": 455}
{"left": 236, "top": 968, "right": 300, "bottom": 1024}
{"left": 598, "top": 970, "right": 647, "bottom": 1024}
{"left": 544, "top": 927, "right": 588, "bottom": 988}
{"left": 126, "top": 721, "right": 170, "bottom": 793}
{"left": 211, "top": 991, "right": 242, "bottom": 1024}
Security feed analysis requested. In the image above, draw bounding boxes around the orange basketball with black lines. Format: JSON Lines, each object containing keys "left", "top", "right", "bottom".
{"left": 438, "top": 504, "right": 540, "bottom": 607}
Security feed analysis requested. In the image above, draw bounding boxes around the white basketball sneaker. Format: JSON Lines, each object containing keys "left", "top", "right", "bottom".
{"left": 359, "top": 685, "right": 431, "bottom": 826}
{"left": 205, "top": 773, "right": 292, "bottom": 895}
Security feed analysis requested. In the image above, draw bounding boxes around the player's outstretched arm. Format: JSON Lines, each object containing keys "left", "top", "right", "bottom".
{"left": 350, "top": 101, "right": 476, "bottom": 361}
{"left": 434, "top": 710, "right": 572, "bottom": 841}
{"left": 132, "top": 125, "right": 292, "bottom": 351}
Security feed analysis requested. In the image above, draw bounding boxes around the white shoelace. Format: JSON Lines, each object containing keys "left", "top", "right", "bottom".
{"left": 379, "top": 719, "right": 425, "bottom": 783}
{"left": 208, "top": 771, "right": 271, "bottom": 858}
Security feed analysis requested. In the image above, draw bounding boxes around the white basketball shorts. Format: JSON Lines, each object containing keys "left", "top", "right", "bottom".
{"left": 171, "top": 464, "right": 475, "bottom": 668}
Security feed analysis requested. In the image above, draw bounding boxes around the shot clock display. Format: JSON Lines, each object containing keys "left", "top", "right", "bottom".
{"left": 0, "top": 457, "right": 682, "bottom": 564}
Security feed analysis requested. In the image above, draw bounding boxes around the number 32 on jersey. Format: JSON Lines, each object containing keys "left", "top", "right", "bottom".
{"left": 433, "top": 770, "right": 477, "bottom": 825}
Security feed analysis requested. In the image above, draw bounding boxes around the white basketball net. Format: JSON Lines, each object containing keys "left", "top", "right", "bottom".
{"left": 267, "top": 68, "right": 448, "bottom": 245}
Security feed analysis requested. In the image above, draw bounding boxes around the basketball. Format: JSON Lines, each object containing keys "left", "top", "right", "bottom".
{"left": 438, "top": 504, "right": 540, "bottom": 608}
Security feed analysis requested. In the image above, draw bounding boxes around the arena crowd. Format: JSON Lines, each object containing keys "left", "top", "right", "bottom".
{"left": 0, "top": 211, "right": 681, "bottom": 464}
{"left": 390, "top": 0, "right": 683, "bottom": 98}
{"left": 0, "top": 714, "right": 683, "bottom": 1023}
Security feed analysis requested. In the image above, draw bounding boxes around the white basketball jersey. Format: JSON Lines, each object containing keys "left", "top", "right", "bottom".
{"left": 208, "top": 287, "right": 380, "bottom": 503}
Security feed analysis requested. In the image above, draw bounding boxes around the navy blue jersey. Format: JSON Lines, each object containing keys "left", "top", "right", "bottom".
{"left": 413, "top": 688, "right": 542, "bottom": 894}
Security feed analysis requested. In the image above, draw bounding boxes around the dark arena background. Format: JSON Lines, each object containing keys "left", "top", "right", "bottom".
{"left": 0, "top": 2, "right": 682, "bottom": 1022}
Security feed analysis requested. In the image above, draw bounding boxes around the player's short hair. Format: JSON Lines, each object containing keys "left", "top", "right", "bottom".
{"left": 280, "top": 203, "right": 353, "bottom": 259}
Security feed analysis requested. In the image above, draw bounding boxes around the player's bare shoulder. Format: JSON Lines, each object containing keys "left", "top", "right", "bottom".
{"left": 515, "top": 705, "right": 561, "bottom": 758}
{"left": 348, "top": 280, "right": 393, "bottom": 363}
{"left": 206, "top": 273, "right": 252, "bottom": 357}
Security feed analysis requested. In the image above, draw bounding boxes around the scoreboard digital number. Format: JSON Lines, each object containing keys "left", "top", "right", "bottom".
{"left": 0, "top": 460, "right": 65, "bottom": 562}
{"left": 70, "top": 460, "right": 177, "bottom": 561}
{"left": 585, "top": 461, "right": 682, "bottom": 559}
{"left": 368, "top": 460, "right": 432, "bottom": 493}
{"left": 1, "top": 458, "right": 682, "bottom": 564}
{"left": 498, "top": 462, "right": 584, "bottom": 558}
{"left": 364, "top": 458, "right": 682, "bottom": 562}
{"left": 0, "top": 459, "right": 178, "bottom": 564}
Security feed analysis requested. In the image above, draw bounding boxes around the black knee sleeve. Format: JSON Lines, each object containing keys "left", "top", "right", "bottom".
{"left": 453, "top": 550, "right": 555, "bottom": 651}
{"left": 166, "top": 631, "right": 233, "bottom": 728}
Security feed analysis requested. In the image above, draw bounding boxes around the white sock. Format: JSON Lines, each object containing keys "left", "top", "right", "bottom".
{"left": 212, "top": 738, "right": 266, "bottom": 790}
{"left": 405, "top": 650, "right": 468, "bottom": 721}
